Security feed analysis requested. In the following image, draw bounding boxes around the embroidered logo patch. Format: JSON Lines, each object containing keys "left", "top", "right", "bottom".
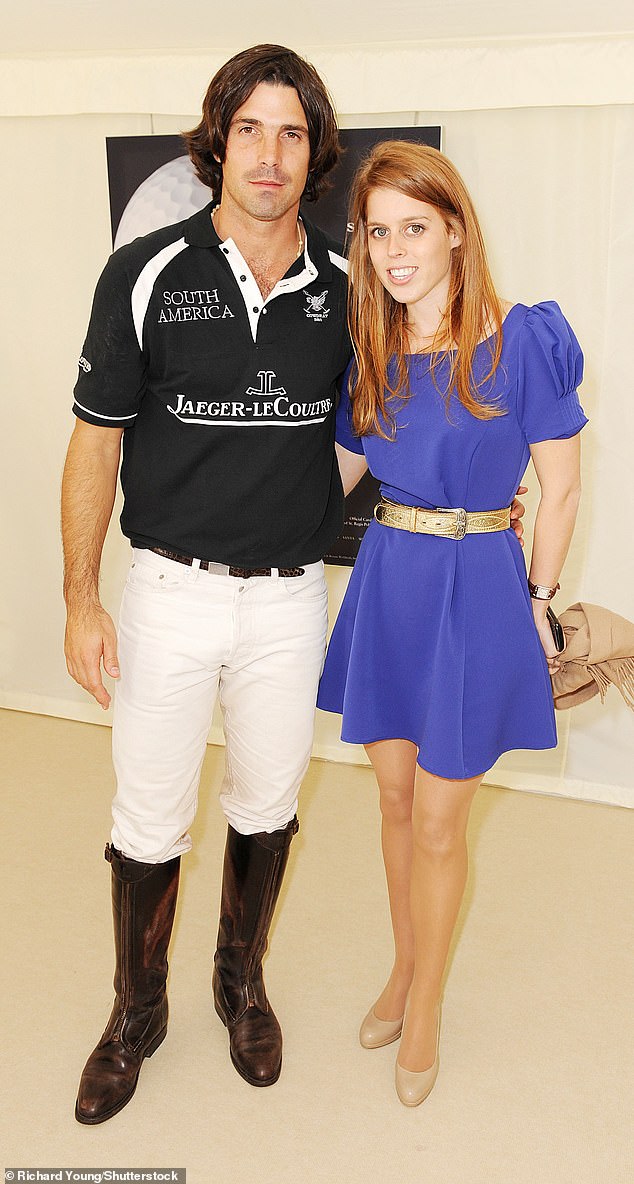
{"left": 303, "top": 290, "right": 330, "bottom": 322}
{"left": 78, "top": 356, "right": 92, "bottom": 373}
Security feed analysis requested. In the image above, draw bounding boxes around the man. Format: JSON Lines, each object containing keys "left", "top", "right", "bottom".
{"left": 63, "top": 43, "right": 524, "bottom": 1124}
{"left": 63, "top": 44, "right": 351, "bottom": 1125}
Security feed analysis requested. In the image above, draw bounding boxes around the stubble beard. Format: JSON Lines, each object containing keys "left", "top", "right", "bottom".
{"left": 242, "top": 186, "right": 301, "bottom": 224}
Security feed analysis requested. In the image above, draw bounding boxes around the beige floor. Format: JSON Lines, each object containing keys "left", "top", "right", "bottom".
{"left": 1, "top": 707, "right": 633, "bottom": 1183}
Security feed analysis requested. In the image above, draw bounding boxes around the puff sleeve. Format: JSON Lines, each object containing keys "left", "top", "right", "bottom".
{"left": 335, "top": 360, "right": 365, "bottom": 454}
{"left": 516, "top": 302, "right": 588, "bottom": 444}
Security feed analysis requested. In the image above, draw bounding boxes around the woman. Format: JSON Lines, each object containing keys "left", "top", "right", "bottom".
{"left": 317, "top": 142, "right": 586, "bottom": 1106}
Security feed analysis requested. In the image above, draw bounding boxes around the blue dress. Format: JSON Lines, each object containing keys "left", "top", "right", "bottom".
{"left": 317, "top": 302, "right": 588, "bottom": 778}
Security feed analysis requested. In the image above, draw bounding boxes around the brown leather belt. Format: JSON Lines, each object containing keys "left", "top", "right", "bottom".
{"left": 149, "top": 547, "right": 304, "bottom": 578}
{"left": 374, "top": 498, "right": 511, "bottom": 540}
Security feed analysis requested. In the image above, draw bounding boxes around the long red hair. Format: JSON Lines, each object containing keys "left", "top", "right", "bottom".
{"left": 347, "top": 141, "right": 505, "bottom": 437}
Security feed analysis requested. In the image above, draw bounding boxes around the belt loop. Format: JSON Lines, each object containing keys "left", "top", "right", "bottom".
{"left": 187, "top": 557, "right": 202, "bottom": 583}
{"left": 270, "top": 567, "right": 280, "bottom": 578}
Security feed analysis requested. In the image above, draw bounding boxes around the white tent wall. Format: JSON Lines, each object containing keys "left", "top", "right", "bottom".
{"left": 1, "top": 37, "right": 633, "bottom": 806}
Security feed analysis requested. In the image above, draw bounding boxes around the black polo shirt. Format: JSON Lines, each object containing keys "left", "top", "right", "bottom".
{"left": 73, "top": 204, "right": 351, "bottom": 566}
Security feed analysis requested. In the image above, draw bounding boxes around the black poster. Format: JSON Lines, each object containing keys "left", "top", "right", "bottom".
{"left": 106, "top": 124, "right": 441, "bottom": 565}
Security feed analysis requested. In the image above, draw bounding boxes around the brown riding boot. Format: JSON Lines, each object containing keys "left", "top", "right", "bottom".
{"left": 75, "top": 843, "right": 180, "bottom": 1124}
{"left": 213, "top": 816, "right": 299, "bottom": 1087}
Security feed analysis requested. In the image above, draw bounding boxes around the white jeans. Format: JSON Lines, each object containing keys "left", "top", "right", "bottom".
{"left": 111, "top": 549, "right": 328, "bottom": 862}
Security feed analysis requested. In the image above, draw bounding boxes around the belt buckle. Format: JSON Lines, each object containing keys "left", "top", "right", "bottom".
{"left": 437, "top": 507, "right": 467, "bottom": 540}
{"left": 453, "top": 508, "right": 467, "bottom": 539}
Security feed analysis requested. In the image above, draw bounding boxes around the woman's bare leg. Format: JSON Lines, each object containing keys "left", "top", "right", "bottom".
{"left": 364, "top": 739, "right": 418, "bottom": 1020}
{"left": 398, "top": 765, "right": 483, "bottom": 1071}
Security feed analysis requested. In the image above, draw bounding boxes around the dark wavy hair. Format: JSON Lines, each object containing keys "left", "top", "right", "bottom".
{"left": 183, "top": 44, "right": 341, "bottom": 202}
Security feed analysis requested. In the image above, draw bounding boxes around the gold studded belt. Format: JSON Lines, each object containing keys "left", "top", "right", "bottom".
{"left": 374, "top": 498, "right": 511, "bottom": 540}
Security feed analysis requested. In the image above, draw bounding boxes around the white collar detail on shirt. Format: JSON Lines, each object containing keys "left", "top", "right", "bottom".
{"left": 218, "top": 235, "right": 319, "bottom": 343}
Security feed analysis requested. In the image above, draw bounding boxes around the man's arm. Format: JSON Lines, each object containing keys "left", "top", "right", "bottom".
{"left": 61, "top": 419, "right": 124, "bottom": 709}
{"left": 335, "top": 442, "right": 368, "bottom": 496}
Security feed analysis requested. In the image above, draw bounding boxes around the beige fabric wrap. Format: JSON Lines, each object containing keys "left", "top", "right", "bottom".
{"left": 551, "top": 602, "right": 634, "bottom": 712}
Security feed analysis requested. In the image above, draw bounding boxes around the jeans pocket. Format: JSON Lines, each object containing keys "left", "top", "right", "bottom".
{"left": 125, "top": 553, "right": 189, "bottom": 593}
{"left": 282, "top": 564, "right": 327, "bottom": 601}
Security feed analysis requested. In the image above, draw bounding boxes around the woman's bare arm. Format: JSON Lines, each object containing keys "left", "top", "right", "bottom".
{"left": 528, "top": 434, "right": 582, "bottom": 669}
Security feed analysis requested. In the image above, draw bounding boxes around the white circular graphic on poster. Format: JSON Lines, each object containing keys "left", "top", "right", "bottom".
{"left": 114, "top": 156, "right": 211, "bottom": 249}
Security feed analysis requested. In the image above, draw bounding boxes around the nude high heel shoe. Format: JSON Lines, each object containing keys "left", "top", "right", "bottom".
{"left": 359, "top": 1006, "right": 404, "bottom": 1049}
{"left": 395, "top": 1005, "right": 441, "bottom": 1106}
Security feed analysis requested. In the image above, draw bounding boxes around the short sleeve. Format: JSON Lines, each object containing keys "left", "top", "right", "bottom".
{"left": 516, "top": 302, "right": 588, "bottom": 444}
{"left": 335, "top": 360, "right": 365, "bottom": 454}
{"left": 72, "top": 249, "right": 147, "bottom": 428}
